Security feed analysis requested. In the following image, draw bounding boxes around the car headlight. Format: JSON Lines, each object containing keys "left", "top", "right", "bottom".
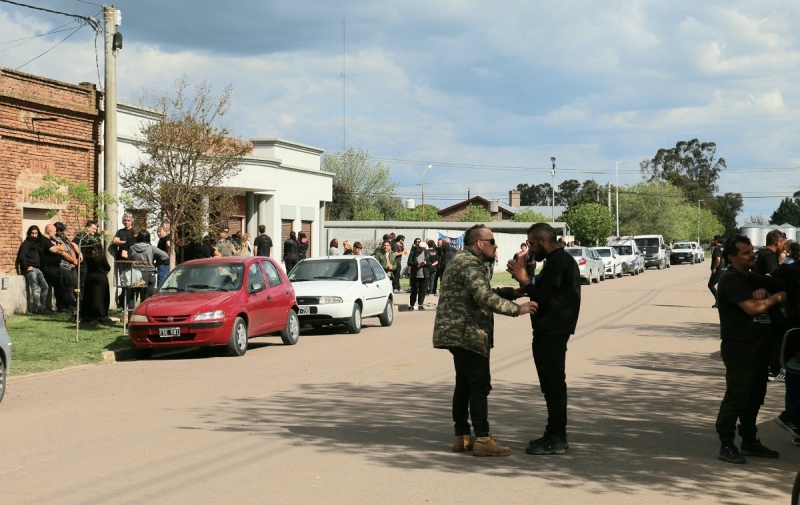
{"left": 318, "top": 296, "right": 343, "bottom": 304}
{"left": 194, "top": 310, "right": 225, "bottom": 321}
{"left": 129, "top": 314, "right": 148, "bottom": 323}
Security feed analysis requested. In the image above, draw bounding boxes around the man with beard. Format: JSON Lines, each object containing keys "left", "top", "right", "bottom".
{"left": 433, "top": 224, "right": 537, "bottom": 457}
{"left": 17, "top": 225, "right": 50, "bottom": 314}
{"left": 507, "top": 223, "right": 581, "bottom": 455}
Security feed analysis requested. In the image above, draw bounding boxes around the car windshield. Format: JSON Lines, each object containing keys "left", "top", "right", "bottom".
{"left": 595, "top": 249, "right": 611, "bottom": 257}
{"left": 160, "top": 263, "right": 244, "bottom": 292}
{"left": 566, "top": 248, "right": 582, "bottom": 257}
{"left": 612, "top": 246, "right": 633, "bottom": 255}
{"left": 289, "top": 259, "right": 358, "bottom": 282}
{"left": 674, "top": 242, "right": 692, "bottom": 249}
{"left": 635, "top": 238, "right": 659, "bottom": 249}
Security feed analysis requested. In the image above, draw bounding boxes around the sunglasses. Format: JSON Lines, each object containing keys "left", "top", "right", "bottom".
{"left": 478, "top": 238, "right": 496, "bottom": 246}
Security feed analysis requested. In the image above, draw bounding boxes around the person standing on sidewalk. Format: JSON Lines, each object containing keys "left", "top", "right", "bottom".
{"left": 433, "top": 224, "right": 537, "bottom": 457}
{"left": 708, "top": 235, "right": 726, "bottom": 308}
{"left": 407, "top": 241, "right": 431, "bottom": 311}
{"left": 506, "top": 222, "right": 581, "bottom": 456}
{"left": 715, "top": 234, "right": 786, "bottom": 464}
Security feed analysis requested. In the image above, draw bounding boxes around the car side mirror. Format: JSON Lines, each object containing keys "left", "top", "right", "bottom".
{"left": 250, "top": 282, "right": 264, "bottom": 293}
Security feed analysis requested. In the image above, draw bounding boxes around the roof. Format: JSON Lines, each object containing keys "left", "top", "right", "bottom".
{"left": 437, "top": 196, "right": 515, "bottom": 217}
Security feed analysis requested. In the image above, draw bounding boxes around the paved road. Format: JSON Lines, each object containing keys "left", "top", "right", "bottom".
{"left": 1, "top": 263, "right": 797, "bottom": 504}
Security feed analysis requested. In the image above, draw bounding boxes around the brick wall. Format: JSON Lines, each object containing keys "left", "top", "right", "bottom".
{"left": 0, "top": 68, "right": 102, "bottom": 275}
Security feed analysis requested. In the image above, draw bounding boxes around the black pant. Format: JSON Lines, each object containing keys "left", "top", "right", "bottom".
{"left": 532, "top": 333, "right": 570, "bottom": 438}
{"left": 392, "top": 264, "right": 402, "bottom": 291}
{"left": 409, "top": 277, "right": 427, "bottom": 307}
{"left": 715, "top": 352, "right": 769, "bottom": 444}
{"left": 285, "top": 261, "right": 297, "bottom": 275}
{"left": 43, "top": 266, "right": 64, "bottom": 311}
{"left": 450, "top": 347, "right": 491, "bottom": 437}
{"left": 428, "top": 269, "right": 439, "bottom": 294}
{"left": 708, "top": 268, "right": 725, "bottom": 302}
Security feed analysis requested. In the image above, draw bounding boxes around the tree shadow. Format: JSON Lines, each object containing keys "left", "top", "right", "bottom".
{"left": 177, "top": 350, "right": 796, "bottom": 501}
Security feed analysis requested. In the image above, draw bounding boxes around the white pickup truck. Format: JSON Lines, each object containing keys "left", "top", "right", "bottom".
{"left": 670, "top": 241, "right": 703, "bottom": 265}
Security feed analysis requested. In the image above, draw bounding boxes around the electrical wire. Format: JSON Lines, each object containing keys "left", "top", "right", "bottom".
{"left": 0, "top": 0, "right": 100, "bottom": 30}
{"left": 15, "top": 25, "right": 83, "bottom": 70}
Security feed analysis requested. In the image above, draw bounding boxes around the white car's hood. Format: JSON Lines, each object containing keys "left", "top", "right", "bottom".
{"left": 292, "top": 280, "right": 359, "bottom": 298}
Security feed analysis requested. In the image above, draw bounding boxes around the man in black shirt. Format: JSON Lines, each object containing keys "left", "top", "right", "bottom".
{"left": 708, "top": 235, "right": 726, "bottom": 308}
{"left": 253, "top": 224, "right": 273, "bottom": 257}
{"left": 715, "top": 234, "right": 786, "bottom": 464}
{"left": 754, "top": 229, "right": 788, "bottom": 380}
{"left": 507, "top": 223, "right": 581, "bottom": 455}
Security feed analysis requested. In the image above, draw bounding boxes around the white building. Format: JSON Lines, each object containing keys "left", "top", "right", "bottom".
{"left": 117, "top": 102, "right": 333, "bottom": 265}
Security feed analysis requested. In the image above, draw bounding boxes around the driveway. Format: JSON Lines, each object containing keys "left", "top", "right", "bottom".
{"left": 0, "top": 263, "right": 795, "bottom": 504}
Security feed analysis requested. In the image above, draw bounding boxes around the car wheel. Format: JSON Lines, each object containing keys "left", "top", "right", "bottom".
{"left": 347, "top": 304, "right": 362, "bottom": 334}
{"left": 280, "top": 310, "right": 300, "bottom": 345}
{"left": 378, "top": 299, "right": 394, "bottom": 327}
{"left": 0, "top": 354, "right": 6, "bottom": 404}
{"left": 227, "top": 316, "right": 248, "bottom": 356}
{"left": 133, "top": 348, "right": 153, "bottom": 360}
{"left": 690, "top": 256, "right": 695, "bottom": 265}
{"left": 657, "top": 259, "right": 664, "bottom": 270}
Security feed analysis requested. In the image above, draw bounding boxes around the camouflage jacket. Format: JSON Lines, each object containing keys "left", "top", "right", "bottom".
{"left": 433, "top": 248, "right": 520, "bottom": 357}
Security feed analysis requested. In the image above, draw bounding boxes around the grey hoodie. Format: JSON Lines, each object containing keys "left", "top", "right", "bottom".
{"left": 129, "top": 242, "right": 169, "bottom": 272}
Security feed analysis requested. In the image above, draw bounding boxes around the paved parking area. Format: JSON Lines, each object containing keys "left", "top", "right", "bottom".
{"left": 1, "top": 263, "right": 796, "bottom": 504}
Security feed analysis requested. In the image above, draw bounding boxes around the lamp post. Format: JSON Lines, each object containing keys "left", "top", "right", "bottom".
{"left": 549, "top": 157, "right": 556, "bottom": 222}
{"left": 698, "top": 199, "right": 705, "bottom": 244}
{"left": 421, "top": 164, "right": 432, "bottom": 221}
{"left": 615, "top": 160, "right": 627, "bottom": 237}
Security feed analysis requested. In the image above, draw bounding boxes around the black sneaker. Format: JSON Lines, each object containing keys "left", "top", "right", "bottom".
{"left": 417, "top": 305, "right": 425, "bottom": 311}
{"left": 525, "top": 432, "right": 568, "bottom": 455}
{"left": 769, "top": 370, "right": 786, "bottom": 382}
{"left": 740, "top": 439, "right": 779, "bottom": 458}
{"left": 775, "top": 412, "right": 800, "bottom": 439}
{"left": 718, "top": 444, "right": 746, "bottom": 464}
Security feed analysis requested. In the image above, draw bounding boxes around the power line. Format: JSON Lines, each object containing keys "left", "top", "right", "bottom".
{"left": 15, "top": 25, "right": 83, "bottom": 70}
{"left": 0, "top": 0, "right": 100, "bottom": 30}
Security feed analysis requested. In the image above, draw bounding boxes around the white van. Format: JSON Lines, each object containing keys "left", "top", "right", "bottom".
{"left": 634, "top": 235, "right": 668, "bottom": 270}
{"left": 606, "top": 238, "right": 644, "bottom": 275}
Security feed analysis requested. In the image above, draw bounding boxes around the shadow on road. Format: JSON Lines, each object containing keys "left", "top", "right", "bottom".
{"left": 180, "top": 348, "right": 796, "bottom": 501}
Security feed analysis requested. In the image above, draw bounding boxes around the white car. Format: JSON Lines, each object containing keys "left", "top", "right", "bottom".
{"left": 289, "top": 256, "right": 394, "bottom": 334}
{"left": 593, "top": 247, "right": 623, "bottom": 278}
{"left": 565, "top": 247, "right": 604, "bottom": 284}
{"left": 0, "top": 303, "right": 11, "bottom": 404}
{"left": 607, "top": 239, "right": 645, "bottom": 276}
{"left": 670, "top": 241, "right": 700, "bottom": 265}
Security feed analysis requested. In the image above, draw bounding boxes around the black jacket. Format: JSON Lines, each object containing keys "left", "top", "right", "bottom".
{"left": 284, "top": 239, "right": 300, "bottom": 262}
{"left": 17, "top": 237, "right": 43, "bottom": 270}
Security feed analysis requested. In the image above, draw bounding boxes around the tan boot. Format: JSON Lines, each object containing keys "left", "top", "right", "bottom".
{"left": 473, "top": 434, "right": 512, "bottom": 457}
{"left": 452, "top": 435, "right": 475, "bottom": 452}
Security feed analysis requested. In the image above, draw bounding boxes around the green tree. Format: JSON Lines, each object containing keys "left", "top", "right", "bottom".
{"left": 511, "top": 209, "right": 548, "bottom": 223}
{"left": 557, "top": 179, "right": 581, "bottom": 206}
{"left": 639, "top": 139, "right": 726, "bottom": 204}
{"left": 770, "top": 197, "right": 800, "bottom": 226}
{"left": 709, "top": 192, "right": 744, "bottom": 237}
{"left": 322, "top": 148, "right": 397, "bottom": 220}
{"left": 568, "top": 179, "right": 606, "bottom": 209}
{"left": 515, "top": 182, "right": 550, "bottom": 205}
{"left": 563, "top": 203, "right": 614, "bottom": 246}
{"left": 353, "top": 205, "right": 384, "bottom": 221}
{"left": 392, "top": 204, "right": 441, "bottom": 222}
{"left": 121, "top": 77, "right": 250, "bottom": 268}
{"left": 458, "top": 205, "right": 492, "bottom": 222}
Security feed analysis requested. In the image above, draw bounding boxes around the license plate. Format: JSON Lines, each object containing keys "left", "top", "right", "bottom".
{"left": 298, "top": 306, "right": 310, "bottom": 315}
{"left": 159, "top": 327, "right": 180, "bottom": 337}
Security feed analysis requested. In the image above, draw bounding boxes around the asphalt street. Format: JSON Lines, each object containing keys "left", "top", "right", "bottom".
{"left": 1, "top": 262, "right": 797, "bottom": 505}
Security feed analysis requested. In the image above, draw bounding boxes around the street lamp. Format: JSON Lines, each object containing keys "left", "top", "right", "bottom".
{"left": 615, "top": 161, "right": 627, "bottom": 237}
{"left": 698, "top": 199, "right": 705, "bottom": 244}
{"left": 549, "top": 157, "right": 556, "bottom": 222}
{"left": 421, "top": 164, "right": 432, "bottom": 221}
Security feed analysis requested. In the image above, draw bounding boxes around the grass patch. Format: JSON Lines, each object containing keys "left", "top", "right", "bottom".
{"left": 6, "top": 310, "right": 130, "bottom": 376}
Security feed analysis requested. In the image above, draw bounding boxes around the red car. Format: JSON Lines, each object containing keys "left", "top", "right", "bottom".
{"left": 128, "top": 256, "right": 299, "bottom": 358}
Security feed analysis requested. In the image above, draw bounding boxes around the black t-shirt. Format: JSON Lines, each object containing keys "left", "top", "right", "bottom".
{"left": 717, "top": 268, "right": 784, "bottom": 357}
{"left": 157, "top": 234, "right": 171, "bottom": 252}
{"left": 755, "top": 247, "right": 779, "bottom": 275}
{"left": 711, "top": 245, "right": 725, "bottom": 271}
{"left": 40, "top": 236, "right": 62, "bottom": 272}
{"left": 524, "top": 247, "right": 581, "bottom": 335}
{"left": 114, "top": 228, "right": 135, "bottom": 260}
{"left": 253, "top": 234, "right": 273, "bottom": 257}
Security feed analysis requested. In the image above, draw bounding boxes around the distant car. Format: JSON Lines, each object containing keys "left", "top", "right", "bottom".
{"left": 0, "top": 303, "right": 11, "bottom": 404}
{"left": 128, "top": 256, "right": 300, "bottom": 358}
{"left": 593, "top": 246, "right": 623, "bottom": 278}
{"left": 671, "top": 241, "right": 698, "bottom": 265}
{"left": 607, "top": 238, "right": 644, "bottom": 275}
{"left": 289, "top": 255, "right": 394, "bottom": 333}
{"left": 565, "top": 247, "right": 604, "bottom": 284}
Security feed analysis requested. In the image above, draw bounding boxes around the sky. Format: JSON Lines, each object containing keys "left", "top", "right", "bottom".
{"left": 1, "top": 0, "right": 799, "bottom": 224}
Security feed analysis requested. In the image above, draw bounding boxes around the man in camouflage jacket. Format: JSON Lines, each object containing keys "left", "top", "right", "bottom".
{"left": 433, "top": 224, "right": 536, "bottom": 457}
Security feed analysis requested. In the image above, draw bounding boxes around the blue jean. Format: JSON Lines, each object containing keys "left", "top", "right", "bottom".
{"left": 25, "top": 268, "right": 49, "bottom": 311}
{"left": 157, "top": 264, "right": 169, "bottom": 287}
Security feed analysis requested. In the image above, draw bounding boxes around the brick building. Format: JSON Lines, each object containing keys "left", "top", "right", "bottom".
{"left": 0, "top": 68, "right": 102, "bottom": 312}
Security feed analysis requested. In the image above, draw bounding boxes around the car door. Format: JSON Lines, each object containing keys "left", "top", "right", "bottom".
{"left": 367, "top": 257, "right": 392, "bottom": 309}
{"left": 260, "top": 259, "right": 292, "bottom": 333}
{"left": 358, "top": 258, "right": 383, "bottom": 316}
{"left": 245, "top": 260, "right": 271, "bottom": 336}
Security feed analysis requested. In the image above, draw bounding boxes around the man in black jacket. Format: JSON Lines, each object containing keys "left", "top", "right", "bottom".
{"left": 17, "top": 225, "right": 49, "bottom": 313}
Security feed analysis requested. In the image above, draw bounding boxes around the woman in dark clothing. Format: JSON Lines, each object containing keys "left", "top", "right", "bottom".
{"left": 297, "top": 232, "right": 309, "bottom": 260}
{"left": 427, "top": 239, "right": 439, "bottom": 295}
{"left": 283, "top": 231, "right": 300, "bottom": 273}
{"left": 82, "top": 242, "right": 112, "bottom": 327}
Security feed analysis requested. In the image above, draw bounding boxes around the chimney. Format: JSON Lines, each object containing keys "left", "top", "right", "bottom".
{"left": 509, "top": 190, "right": 520, "bottom": 209}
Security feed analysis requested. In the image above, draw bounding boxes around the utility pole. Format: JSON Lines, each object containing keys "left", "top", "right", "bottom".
{"left": 103, "top": 5, "right": 120, "bottom": 236}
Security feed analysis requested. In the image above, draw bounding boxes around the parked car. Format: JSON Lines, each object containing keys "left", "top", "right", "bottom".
{"left": 634, "top": 234, "right": 668, "bottom": 270}
{"left": 565, "top": 247, "right": 604, "bottom": 284}
{"left": 607, "top": 238, "right": 644, "bottom": 275}
{"left": 670, "top": 241, "right": 698, "bottom": 265}
{"left": 289, "top": 255, "right": 394, "bottom": 333}
{"left": 128, "top": 256, "right": 300, "bottom": 358}
{"left": 691, "top": 241, "right": 705, "bottom": 263}
{"left": 0, "top": 303, "right": 11, "bottom": 404}
{"left": 593, "top": 246, "right": 623, "bottom": 278}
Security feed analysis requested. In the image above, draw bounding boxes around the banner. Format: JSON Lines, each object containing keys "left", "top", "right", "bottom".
{"left": 438, "top": 231, "right": 465, "bottom": 251}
